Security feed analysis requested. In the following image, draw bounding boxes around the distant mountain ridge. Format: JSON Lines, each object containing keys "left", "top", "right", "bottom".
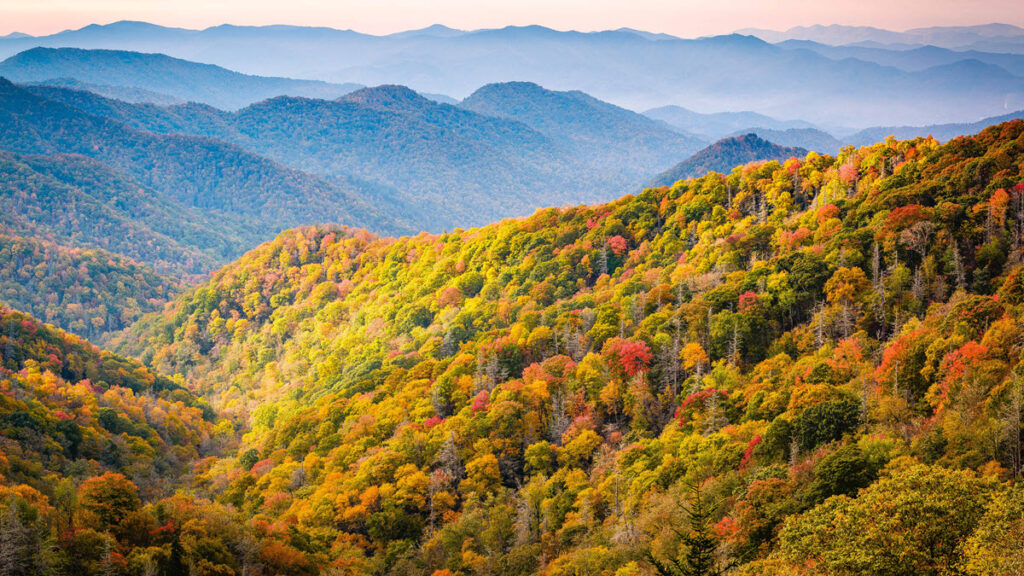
{"left": 643, "top": 105, "right": 817, "bottom": 139}
{"left": 0, "top": 47, "right": 364, "bottom": 109}
{"left": 738, "top": 23, "right": 1024, "bottom": 51}
{"left": 648, "top": 105, "right": 1024, "bottom": 154}
{"left": 775, "top": 40, "right": 1024, "bottom": 77}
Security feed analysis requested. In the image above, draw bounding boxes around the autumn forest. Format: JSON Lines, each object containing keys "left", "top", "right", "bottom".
{"left": 2, "top": 13, "right": 1024, "bottom": 576}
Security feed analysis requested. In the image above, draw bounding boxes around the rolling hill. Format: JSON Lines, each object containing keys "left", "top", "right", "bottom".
{"left": 651, "top": 133, "right": 808, "bottom": 186}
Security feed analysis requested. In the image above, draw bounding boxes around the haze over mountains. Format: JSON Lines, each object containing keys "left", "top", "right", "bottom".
{"left": 0, "top": 47, "right": 363, "bottom": 109}
{"left": 738, "top": 23, "right": 1024, "bottom": 52}
{"left": 1, "top": 21, "right": 1022, "bottom": 126}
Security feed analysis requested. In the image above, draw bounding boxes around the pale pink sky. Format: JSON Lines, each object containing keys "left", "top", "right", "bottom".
{"left": 0, "top": 0, "right": 1021, "bottom": 37}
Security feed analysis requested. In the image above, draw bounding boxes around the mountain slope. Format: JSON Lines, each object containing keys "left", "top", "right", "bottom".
{"left": 0, "top": 305, "right": 214, "bottom": 497}
{"left": 26, "top": 76, "right": 184, "bottom": 104}
{"left": 727, "top": 127, "right": 843, "bottom": 153}
{"left": 0, "top": 148, "right": 249, "bottom": 275}
{"left": 0, "top": 47, "right": 363, "bottom": 109}
{"left": 460, "top": 81, "right": 706, "bottom": 174}
{"left": 651, "top": 133, "right": 808, "bottom": 186}
{"left": 112, "top": 121, "right": 1024, "bottom": 574}
{"left": 228, "top": 86, "right": 570, "bottom": 223}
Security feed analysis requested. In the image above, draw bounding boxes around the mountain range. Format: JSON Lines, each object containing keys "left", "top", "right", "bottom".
{"left": 5, "top": 72, "right": 706, "bottom": 232}
{"left": 1, "top": 22, "right": 1022, "bottom": 126}
{"left": 0, "top": 78, "right": 418, "bottom": 271}
{"left": 644, "top": 105, "right": 818, "bottom": 140}
{"left": 646, "top": 104, "right": 1024, "bottom": 153}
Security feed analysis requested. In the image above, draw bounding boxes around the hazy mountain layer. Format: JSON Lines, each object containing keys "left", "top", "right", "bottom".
{"left": 0, "top": 47, "right": 363, "bottom": 109}
{"left": 1, "top": 22, "right": 1022, "bottom": 125}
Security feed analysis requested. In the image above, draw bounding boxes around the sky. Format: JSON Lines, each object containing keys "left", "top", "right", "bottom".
{"left": 1, "top": 0, "right": 1022, "bottom": 37}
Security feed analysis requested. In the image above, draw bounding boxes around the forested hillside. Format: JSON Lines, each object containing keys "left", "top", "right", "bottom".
{"left": 0, "top": 306, "right": 217, "bottom": 493}
{"left": 84, "top": 120, "right": 1024, "bottom": 575}
{"left": 0, "top": 233, "right": 176, "bottom": 341}
{"left": 0, "top": 78, "right": 417, "bottom": 242}
{"left": 0, "top": 148, "right": 254, "bottom": 275}
{"left": 460, "top": 82, "right": 705, "bottom": 187}
{"left": 0, "top": 306, "right": 290, "bottom": 574}
{"left": 26, "top": 77, "right": 184, "bottom": 105}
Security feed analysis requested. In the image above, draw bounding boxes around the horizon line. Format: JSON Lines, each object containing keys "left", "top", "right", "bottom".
{"left": 3, "top": 18, "right": 1024, "bottom": 41}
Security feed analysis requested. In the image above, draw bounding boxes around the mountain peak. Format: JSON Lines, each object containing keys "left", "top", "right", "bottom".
{"left": 468, "top": 81, "right": 548, "bottom": 97}
{"left": 386, "top": 24, "right": 465, "bottom": 38}
{"left": 651, "top": 133, "right": 807, "bottom": 186}
{"left": 340, "top": 84, "right": 433, "bottom": 111}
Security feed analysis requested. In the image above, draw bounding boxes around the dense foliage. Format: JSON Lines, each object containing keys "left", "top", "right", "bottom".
{"left": 85, "top": 121, "right": 1024, "bottom": 575}
{"left": 0, "top": 306, "right": 216, "bottom": 493}
{"left": 0, "top": 233, "right": 176, "bottom": 340}
{"left": 0, "top": 306, "right": 315, "bottom": 575}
